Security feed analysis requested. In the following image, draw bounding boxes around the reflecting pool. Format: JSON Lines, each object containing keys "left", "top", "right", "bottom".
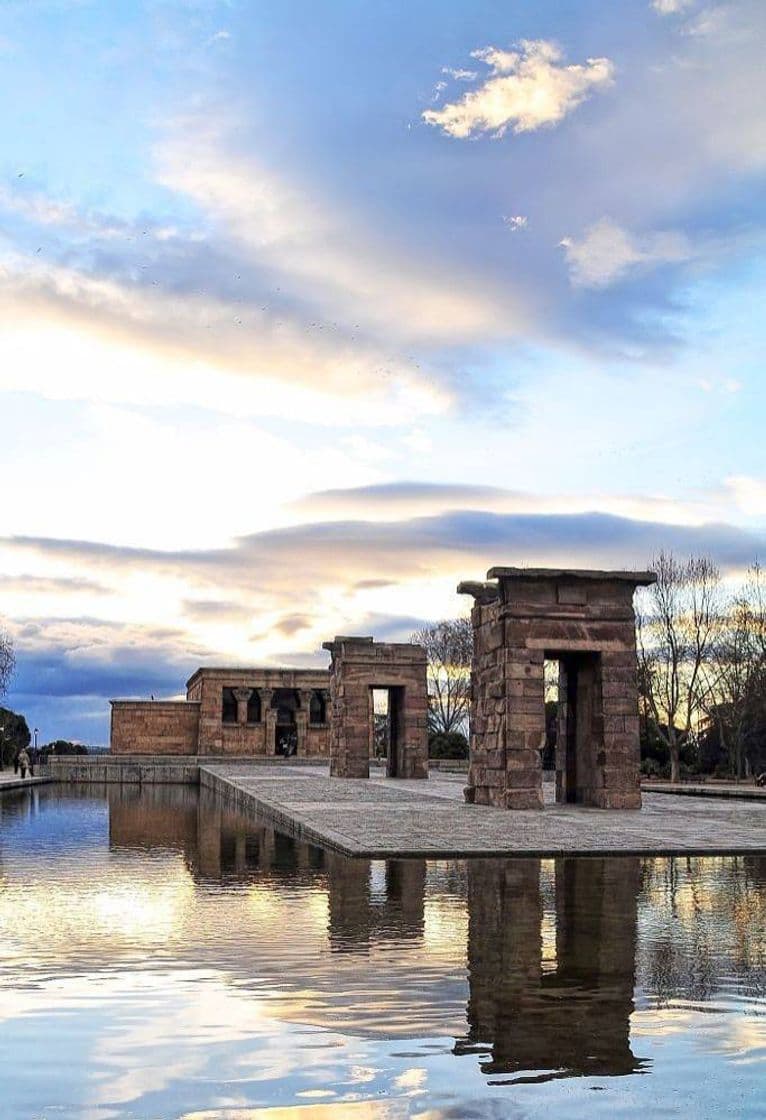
{"left": 0, "top": 784, "right": 764, "bottom": 1119}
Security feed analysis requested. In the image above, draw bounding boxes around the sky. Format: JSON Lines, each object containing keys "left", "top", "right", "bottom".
{"left": 1, "top": 0, "right": 765, "bottom": 743}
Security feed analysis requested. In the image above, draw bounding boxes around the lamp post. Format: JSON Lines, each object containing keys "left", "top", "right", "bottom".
{"left": 0, "top": 724, "right": 4, "bottom": 771}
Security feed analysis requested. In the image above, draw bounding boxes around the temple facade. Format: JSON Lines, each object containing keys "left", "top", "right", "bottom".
{"left": 110, "top": 667, "right": 331, "bottom": 758}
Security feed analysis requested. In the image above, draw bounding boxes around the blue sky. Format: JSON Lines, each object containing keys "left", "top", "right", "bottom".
{"left": 1, "top": 0, "right": 765, "bottom": 741}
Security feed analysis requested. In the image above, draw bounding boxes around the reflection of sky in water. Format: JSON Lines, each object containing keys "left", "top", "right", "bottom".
{"left": 0, "top": 785, "right": 764, "bottom": 1120}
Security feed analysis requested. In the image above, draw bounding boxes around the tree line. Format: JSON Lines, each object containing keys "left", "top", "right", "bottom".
{"left": 637, "top": 552, "right": 766, "bottom": 782}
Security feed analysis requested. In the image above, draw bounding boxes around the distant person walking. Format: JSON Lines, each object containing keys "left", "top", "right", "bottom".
{"left": 17, "top": 747, "right": 31, "bottom": 780}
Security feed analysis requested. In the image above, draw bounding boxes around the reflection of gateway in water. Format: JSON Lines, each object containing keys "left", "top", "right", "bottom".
{"left": 107, "top": 786, "right": 648, "bottom": 1078}
{"left": 457, "top": 857, "right": 647, "bottom": 1082}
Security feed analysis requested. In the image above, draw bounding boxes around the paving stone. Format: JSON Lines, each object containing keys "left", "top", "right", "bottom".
{"left": 199, "top": 763, "right": 766, "bottom": 858}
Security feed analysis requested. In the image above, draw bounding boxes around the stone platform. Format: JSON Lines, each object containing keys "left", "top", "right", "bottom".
{"left": 199, "top": 763, "right": 766, "bottom": 858}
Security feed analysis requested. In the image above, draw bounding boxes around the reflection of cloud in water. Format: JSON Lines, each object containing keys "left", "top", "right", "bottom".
{"left": 180, "top": 1103, "right": 416, "bottom": 1119}
{"left": 1, "top": 785, "right": 766, "bottom": 1118}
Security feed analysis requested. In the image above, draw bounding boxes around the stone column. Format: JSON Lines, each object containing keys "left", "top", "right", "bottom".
{"left": 504, "top": 646, "right": 545, "bottom": 809}
{"left": 296, "top": 689, "right": 313, "bottom": 756}
{"left": 233, "top": 688, "right": 252, "bottom": 726}
{"left": 261, "top": 689, "right": 275, "bottom": 756}
{"left": 596, "top": 647, "right": 642, "bottom": 809}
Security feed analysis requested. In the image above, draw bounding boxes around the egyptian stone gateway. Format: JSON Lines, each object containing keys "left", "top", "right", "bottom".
{"left": 459, "top": 567, "right": 657, "bottom": 810}
{"left": 323, "top": 636, "right": 429, "bottom": 780}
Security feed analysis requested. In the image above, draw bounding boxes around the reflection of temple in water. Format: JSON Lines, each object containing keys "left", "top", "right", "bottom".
{"left": 9, "top": 783, "right": 763, "bottom": 1071}
{"left": 107, "top": 785, "right": 652, "bottom": 1071}
{"left": 108, "top": 784, "right": 327, "bottom": 880}
{"left": 325, "top": 853, "right": 425, "bottom": 950}
{"left": 108, "top": 784, "right": 427, "bottom": 946}
{"left": 459, "top": 857, "right": 647, "bottom": 1082}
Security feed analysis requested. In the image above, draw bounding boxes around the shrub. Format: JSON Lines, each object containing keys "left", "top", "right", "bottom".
{"left": 428, "top": 731, "right": 469, "bottom": 759}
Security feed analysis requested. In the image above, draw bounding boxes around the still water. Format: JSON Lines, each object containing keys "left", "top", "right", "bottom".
{"left": 0, "top": 785, "right": 764, "bottom": 1120}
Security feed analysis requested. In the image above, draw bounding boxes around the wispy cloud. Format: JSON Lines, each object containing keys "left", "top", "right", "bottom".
{"left": 560, "top": 218, "right": 693, "bottom": 287}
{"left": 423, "top": 39, "right": 614, "bottom": 138}
{"left": 503, "top": 214, "right": 528, "bottom": 232}
{"left": 652, "top": 0, "right": 695, "bottom": 13}
{"left": 155, "top": 119, "right": 520, "bottom": 345}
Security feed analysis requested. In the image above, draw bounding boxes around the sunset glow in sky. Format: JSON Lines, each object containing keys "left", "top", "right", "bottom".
{"left": 1, "top": 0, "right": 765, "bottom": 741}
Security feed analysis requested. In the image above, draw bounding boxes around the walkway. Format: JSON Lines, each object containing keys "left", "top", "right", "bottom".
{"left": 200, "top": 763, "right": 766, "bottom": 858}
{"left": 0, "top": 771, "right": 51, "bottom": 792}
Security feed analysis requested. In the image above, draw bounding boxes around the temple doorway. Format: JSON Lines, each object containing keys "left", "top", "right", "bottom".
{"left": 273, "top": 688, "right": 299, "bottom": 756}
{"left": 371, "top": 686, "right": 405, "bottom": 778}
{"left": 545, "top": 651, "right": 602, "bottom": 805}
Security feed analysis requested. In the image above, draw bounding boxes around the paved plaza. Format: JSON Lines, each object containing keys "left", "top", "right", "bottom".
{"left": 200, "top": 763, "right": 766, "bottom": 857}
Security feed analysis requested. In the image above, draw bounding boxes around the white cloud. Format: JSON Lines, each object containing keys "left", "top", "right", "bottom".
{"left": 724, "top": 476, "right": 766, "bottom": 517}
{"left": 0, "top": 184, "right": 195, "bottom": 243}
{"left": 423, "top": 39, "right": 614, "bottom": 139}
{"left": 441, "top": 67, "right": 477, "bottom": 81}
{"left": 560, "top": 217, "right": 693, "bottom": 287}
{"left": 429, "top": 80, "right": 447, "bottom": 103}
{"left": 503, "top": 214, "right": 528, "bottom": 231}
{"left": 652, "top": 0, "right": 695, "bottom": 13}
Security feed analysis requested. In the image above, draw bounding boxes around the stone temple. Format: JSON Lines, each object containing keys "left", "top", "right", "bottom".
{"left": 111, "top": 667, "right": 332, "bottom": 758}
{"left": 110, "top": 565, "right": 655, "bottom": 812}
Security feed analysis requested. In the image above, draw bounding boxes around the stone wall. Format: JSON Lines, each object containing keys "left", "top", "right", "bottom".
{"left": 460, "top": 568, "right": 655, "bottom": 810}
{"left": 110, "top": 701, "right": 201, "bottom": 755}
{"left": 323, "top": 636, "right": 429, "bottom": 779}
{"left": 49, "top": 756, "right": 201, "bottom": 783}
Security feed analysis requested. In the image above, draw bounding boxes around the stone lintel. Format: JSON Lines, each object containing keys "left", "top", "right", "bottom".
{"left": 110, "top": 699, "right": 201, "bottom": 708}
{"left": 324, "top": 635, "right": 426, "bottom": 665}
{"left": 322, "top": 635, "right": 374, "bottom": 653}
{"left": 487, "top": 566, "right": 657, "bottom": 586}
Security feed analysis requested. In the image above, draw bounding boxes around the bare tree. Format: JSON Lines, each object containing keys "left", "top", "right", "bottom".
{"left": 637, "top": 552, "right": 722, "bottom": 782}
{"left": 703, "top": 562, "right": 766, "bottom": 779}
{"left": 411, "top": 618, "right": 472, "bottom": 736}
{"left": 0, "top": 625, "right": 14, "bottom": 700}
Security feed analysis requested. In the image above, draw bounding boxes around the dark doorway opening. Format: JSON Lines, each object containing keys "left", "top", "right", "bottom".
{"left": 272, "top": 688, "right": 299, "bottom": 756}
{"left": 545, "top": 651, "right": 602, "bottom": 805}
{"left": 371, "top": 686, "right": 405, "bottom": 778}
